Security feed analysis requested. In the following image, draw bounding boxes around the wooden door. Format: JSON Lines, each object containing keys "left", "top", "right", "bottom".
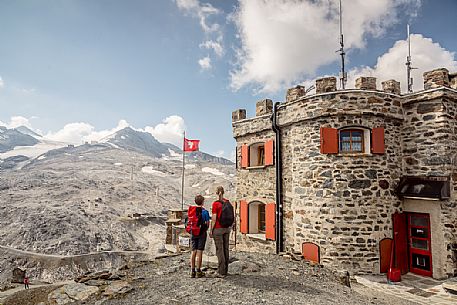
{"left": 392, "top": 212, "right": 408, "bottom": 274}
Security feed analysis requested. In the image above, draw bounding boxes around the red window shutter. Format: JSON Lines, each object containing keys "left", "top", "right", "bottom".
{"left": 371, "top": 127, "right": 385, "bottom": 154}
{"left": 241, "top": 144, "right": 249, "bottom": 168}
{"left": 265, "top": 202, "right": 276, "bottom": 240}
{"left": 320, "top": 127, "right": 338, "bottom": 154}
{"left": 264, "top": 139, "right": 274, "bottom": 166}
{"left": 240, "top": 200, "right": 248, "bottom": 234}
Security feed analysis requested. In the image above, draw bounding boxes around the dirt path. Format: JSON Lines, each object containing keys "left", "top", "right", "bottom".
{"left": 0, "top": 245, "right": 152, "bottom": 259}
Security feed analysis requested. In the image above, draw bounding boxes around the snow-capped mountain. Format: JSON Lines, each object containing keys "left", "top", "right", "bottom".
{"left": 0, "top": 126, "right": 39, "bottom": 153}
{"left": 101, "top": 127, "right": 174, "bottom": 158}
{"left": 14, "top": 126, "right": 43, "bottom": 138}
{"left": 101, "top": 127, "right": 233, "bottom": 165}
{"left": 0, "top": 126, "right": 233, "bottom": 169}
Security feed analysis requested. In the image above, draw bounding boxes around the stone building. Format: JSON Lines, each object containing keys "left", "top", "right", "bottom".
{"left": 232, "top": 68, "right": 457, "bottom": 279}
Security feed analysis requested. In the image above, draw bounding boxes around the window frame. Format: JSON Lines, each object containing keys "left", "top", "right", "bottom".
{"left": 339, "top": 128, "right": 365, "bottom": 153}
{"left": 258, "top": 203, "right": 266, "bottom": 233}
{"left": 248, "top": 142, "right": 266, "bottom": 168}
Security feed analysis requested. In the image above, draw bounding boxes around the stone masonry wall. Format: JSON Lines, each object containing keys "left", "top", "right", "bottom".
{"left": 401, "top": 89, "right": 457, "bottom": 277}
{"left": 233, "top": 126, "right": 276, "bottom": 253}
{"left": 279, "top": 91, "right": 403, "bottom": 274}
{"left": 232, "top": 74, "right": 457, "bottom": 277}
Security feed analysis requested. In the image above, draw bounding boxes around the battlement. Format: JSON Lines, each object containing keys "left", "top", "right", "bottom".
{"left": 232, "top": 67, "right": 457, "bottom": 124}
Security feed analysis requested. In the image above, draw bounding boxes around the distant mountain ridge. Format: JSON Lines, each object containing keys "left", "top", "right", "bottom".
{"left": 0, "top": 126, "right": 233, "bottom": 166}
{"left": 102, "top": 127, "right": 234, "bottom": 165}
{"left": 0, "top": 126, "right": 39, "bottom": 153}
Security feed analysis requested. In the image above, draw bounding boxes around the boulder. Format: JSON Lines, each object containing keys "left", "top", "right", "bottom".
{"left": 48, "top": 283, "right": 99, "bottom": 305}
{"left": 102, "top": 280, "right": 133, "bottom": 297}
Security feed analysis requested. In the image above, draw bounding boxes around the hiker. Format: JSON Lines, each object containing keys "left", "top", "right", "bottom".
{"left": 209, "top": 186, "right": 234, "bottom": 277}
{"left": 24, "top": 276, "right": 29, "bottom": 289}
{"left": 187, "top": 194, "right": 210, "bottom": 278}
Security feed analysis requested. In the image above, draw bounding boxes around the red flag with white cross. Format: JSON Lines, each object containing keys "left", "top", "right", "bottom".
{"left": 183, "top": 138, "right": 200, "bottom": 152}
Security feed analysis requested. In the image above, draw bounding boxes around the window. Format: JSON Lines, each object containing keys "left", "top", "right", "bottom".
{"left": 241, "top": 139, "right": 274, "bottom": 168}
{"left": 239, "top": 200, "right": 276, "bottom": 240}
{"left": 258, "top": 204, "right": 266, "bottom": 232}
{"left": 249, "top": 143, "right": 265, "bottom": 167}
{"left": 339, "top": 129, "right": 364, "bottom": 153}
{"left": 248, "top": 201, "right": 265, "bottom": 234}
{"left": 320, "top": 126, "right": 385, "bottom": 154}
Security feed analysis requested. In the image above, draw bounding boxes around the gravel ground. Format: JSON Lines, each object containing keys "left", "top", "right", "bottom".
{"left": 2, "top": 251, "right": 419, "bottom": 305}
{"left": 99, "top": 251, "right": 416, "bottom": 305}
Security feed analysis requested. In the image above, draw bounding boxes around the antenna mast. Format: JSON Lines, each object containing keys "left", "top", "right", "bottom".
{"left": 406, "top": 24, "right": 415, "bottom": 93}
{"left": 338, "top": 0, "right": 347, "bottom": 89}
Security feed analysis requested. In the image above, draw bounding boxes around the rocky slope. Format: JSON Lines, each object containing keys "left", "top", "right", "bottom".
{"left": 0, "top": 127, "right": 235, "bottom": 286}
{"left": 1, "top": 251, "right": 418, "bottom": 305}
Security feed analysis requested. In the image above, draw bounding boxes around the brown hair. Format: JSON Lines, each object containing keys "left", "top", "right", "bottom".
{"left": 216, "top": 186, "right": 224, "bottom": 195}
{"left": 194, "top": 194, "right": 205, "bottom": 206}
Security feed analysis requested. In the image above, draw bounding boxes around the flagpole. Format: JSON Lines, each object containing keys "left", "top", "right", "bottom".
{"left": 181, "top": 131, "right": 185, "bottom": 211}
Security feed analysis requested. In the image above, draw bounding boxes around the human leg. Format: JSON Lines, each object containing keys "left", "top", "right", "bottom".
{"left": 222, "top": 229, "right": 230, "bottom": 274}
{"left": 213, "top": 228, "right": 227, "bottom": 275}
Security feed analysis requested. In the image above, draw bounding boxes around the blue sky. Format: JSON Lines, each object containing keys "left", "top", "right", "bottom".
{"left": 0, "top": 0, "right": 456, "bottom": 160}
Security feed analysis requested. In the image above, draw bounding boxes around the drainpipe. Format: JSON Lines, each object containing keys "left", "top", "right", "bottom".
{"left": 272, "top": 102, "right": 284, "bottom": 254}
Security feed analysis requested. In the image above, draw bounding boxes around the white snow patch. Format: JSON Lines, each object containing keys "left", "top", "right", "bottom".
{"left": 121, "top": 136, "right": 126, "bottom": 140}
{"left": 114, "top": 163, "right": 123, "bottom": 166}
{"left": 0, "top": 140, "right": 67, "bottom": 159}
{"left": 79, "top": 156, "right": 84, "bottom": 158}
{"left": 37, "top": 155, "right": 46, "bottom": 160}
{"left": 185, "top": 164, "right": 196, "bottom": 169}
{"left": 168, "top": 148, "right": 180, "bottom": 157}
{"left": 229, "top": 174, "right": 235, "bottom": 177}
{"left": 192, "top": 183, "right": 200, "bottom": 188}
{"left": 202, "top": 167, "right": 224, "bottom": 176}
{"left": 141, "top": 166, "right": 167, "bottom": 176}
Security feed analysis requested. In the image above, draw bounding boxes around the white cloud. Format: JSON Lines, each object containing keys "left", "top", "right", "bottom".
{"left": 45, "top": 119, "right": 130, "bottom": 144}
{"left": 200, "top": 39, "right": 224, "bottom": 57}
{"left": 45, "top": 122, "right": 95, "bottom": 144}
{"left": 214, "top": 150, "right": 225, "bottom": 157}
{"left": 198, "top": 56, "right": 212, "bottom": 70}
{"left": 175, "top": 0, "right": 224, "bottom": 69}
{"left": 84, "top": 119, "right": 130, "bottom": 142}
{"left": 0, "top": 77, "right": 4, "bottom": 89}
{"left": 347, "top": 34, "right": 457, "bottom": 92}
{"left": 144, "top": 115, "right": 186, "bottom": 146}
{"left": 0, "top": 116, "right": 33, "bottom": 129}
{"left": 230, "top": 0, "right": 422, "bottom": 93}
{"left": 175, "top": 0, "right": 220, "bottom": 33}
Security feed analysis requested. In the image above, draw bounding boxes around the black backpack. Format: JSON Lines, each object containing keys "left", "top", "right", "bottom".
{"left": 219, "top": 200, "right": 234, "bottom": 228}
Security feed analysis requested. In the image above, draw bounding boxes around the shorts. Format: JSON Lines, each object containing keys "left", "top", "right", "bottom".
{"left": 191, "top": 231, "right": 207, "bottom": 251}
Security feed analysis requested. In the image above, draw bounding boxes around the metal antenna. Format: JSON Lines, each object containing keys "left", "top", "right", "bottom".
{"left": 338, "top": 0, "right": 347, "bottom": 89}
{"left": 406, "top": 24, "right": 416, "bottom": 93}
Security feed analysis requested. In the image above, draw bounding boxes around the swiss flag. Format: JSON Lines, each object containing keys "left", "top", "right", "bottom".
{"left": 183, "top": 138, "right": 200, "bottom": 152}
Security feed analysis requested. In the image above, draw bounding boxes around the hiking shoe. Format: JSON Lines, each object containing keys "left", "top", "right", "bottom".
{"left": 191, "top": 271, "right": 196, "bottom": 278}
{"left": 196, "top": 271, "right": 205, "bottom": 278}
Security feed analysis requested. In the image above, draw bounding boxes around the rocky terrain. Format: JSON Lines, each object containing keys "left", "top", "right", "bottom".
{"left": 0, "top": 126, "right": 235, "bottom": 287}
{"left": 0, "top": 251, "right": 418, "bottom": 305}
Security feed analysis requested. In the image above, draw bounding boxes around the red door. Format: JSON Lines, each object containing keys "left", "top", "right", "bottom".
{"left": 392, "top": 212, "right": 408, "bottom": 274}
{"left": 408, "top": 213, "right": 432, "bottom": 277}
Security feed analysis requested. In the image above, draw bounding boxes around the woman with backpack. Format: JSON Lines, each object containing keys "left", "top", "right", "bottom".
{"left": 187, "top": 194, "right": 210, "bottom": 278}
{"left": 209, "top": 186, "right": 234, "bottom": 277}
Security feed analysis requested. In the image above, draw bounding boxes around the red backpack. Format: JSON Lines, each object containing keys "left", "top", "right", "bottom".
{"left": 185, "top": 206, "right": 202, "bottom": 236}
